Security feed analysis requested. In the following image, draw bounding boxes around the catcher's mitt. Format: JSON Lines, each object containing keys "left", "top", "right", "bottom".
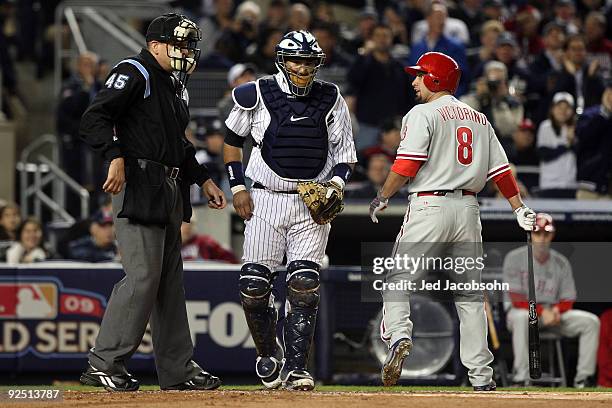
{"left": 297, "top": 181, "right": 344, "bottom": 225}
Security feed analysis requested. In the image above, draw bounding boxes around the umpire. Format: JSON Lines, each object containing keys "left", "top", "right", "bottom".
{"left": 79, "top": 13, "right": 226, "bottom": 391}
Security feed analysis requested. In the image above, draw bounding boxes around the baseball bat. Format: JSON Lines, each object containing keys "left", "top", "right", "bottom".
{"left": 526, "top": 232, "right": 542, "bottom": 379}
{"left": 484, "top": 296, "right": 500, "bottom": 351}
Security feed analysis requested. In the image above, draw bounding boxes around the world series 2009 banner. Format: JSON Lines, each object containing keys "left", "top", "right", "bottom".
{"left": 0, "top": 263, "right": 282, "bottom": 374}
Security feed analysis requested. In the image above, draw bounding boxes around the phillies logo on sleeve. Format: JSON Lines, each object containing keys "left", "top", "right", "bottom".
{"left": 401, "top": 125, "right": 408, "bottom": 140}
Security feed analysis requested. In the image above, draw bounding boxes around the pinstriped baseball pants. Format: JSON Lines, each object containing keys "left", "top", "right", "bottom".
{"left": 243, "top": 188, "right": 331, "bottom": 270}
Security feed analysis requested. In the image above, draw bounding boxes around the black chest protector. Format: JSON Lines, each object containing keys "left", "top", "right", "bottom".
{"left": 258, "top": 77, "right": 337, "bottom": 180}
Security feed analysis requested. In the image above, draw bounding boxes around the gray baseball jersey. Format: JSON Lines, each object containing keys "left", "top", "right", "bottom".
{"left": 396, "top": 95, "right": 510, "bottom": 192}
{"left": 503, "top": 246, "right": 577, "bottom": 305}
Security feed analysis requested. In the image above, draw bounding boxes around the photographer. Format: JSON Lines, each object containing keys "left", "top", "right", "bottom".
{"left": 461, "top": 61, "right": 523, "bottom": 146}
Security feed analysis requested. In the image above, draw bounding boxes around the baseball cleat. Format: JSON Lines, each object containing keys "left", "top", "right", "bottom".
{"left": 381, "top": 338, "right": 412, "bottom": 387}
{"left": 161, "top": 371, "right": 221, "bottom": 390}
{"left": 80, "top": 363, "right": 139, "bottom": 392}
{"left": 473, "top": 380, "right": 497, "bottom": 391}
{"left": 256, "top": 339, "right": 285, "bottom": 389}
{"left": 281, "top": 369, "right": 315, "bottom": 391}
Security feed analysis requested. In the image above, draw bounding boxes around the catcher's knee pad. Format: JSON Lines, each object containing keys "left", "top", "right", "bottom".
{"left": 239, "top": 263, "right": 274, "bottom": 310}
{"left": 286, "top": 260, "right": 320, "bottom": 309}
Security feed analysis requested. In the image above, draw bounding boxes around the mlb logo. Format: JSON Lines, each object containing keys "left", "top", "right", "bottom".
{"left": 0, "top": 282, "right": 58, "bottom": 319}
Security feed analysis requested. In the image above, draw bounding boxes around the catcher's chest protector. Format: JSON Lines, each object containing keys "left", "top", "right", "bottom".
{"left": 259, "top": 77, "right": 337, "bottom": 180}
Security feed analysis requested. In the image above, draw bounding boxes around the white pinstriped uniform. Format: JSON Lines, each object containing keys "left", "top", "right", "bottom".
{"left": 381, "top": 95, "right": 509, "bottom": 387}
{"left": 225, "top": 72, "right": 356, "bottom": 269}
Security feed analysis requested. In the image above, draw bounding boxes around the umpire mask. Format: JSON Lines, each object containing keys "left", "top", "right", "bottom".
{"left": 146, "top": 13, "right": 202, "bottom": 85}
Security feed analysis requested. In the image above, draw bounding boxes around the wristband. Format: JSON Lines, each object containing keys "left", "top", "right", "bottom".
{"left": 225, "top": 161, "right": 246, "bottom": 188}
{"left": 332, "top": 163, "right": 352, "bottom": 184}
{"left": 231, "top": 185, "right": 247, "bottom": 195}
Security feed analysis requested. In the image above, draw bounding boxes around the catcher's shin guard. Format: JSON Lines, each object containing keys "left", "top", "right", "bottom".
{"left": 239, "top": 263, "right": 279, "bottom": 357}
{"left": 283, "top": 260, "right": 320, "bottom": 372}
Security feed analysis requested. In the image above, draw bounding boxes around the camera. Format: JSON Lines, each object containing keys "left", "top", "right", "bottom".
{"left": 487, "top": 79, "right": 501, "bottom": 92}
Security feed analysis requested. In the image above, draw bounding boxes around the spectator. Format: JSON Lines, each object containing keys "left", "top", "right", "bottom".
{"left": 194, "top": 118, "right": 226, "bottom": 189}
{"left": 180, "top": 217, "right": 238, "bottom": 263}
{"left": 0, "top": 202, "right": 20, "bottom": 261}
{"left": 67, "top": 208, "right": 118, "bottom": 262}
{"left": 552, "top": 34, "right": 605, "bottom": 115}
{"left": 313, "top": 2, "right": 336, "bottom": 26}
{"left": 512, "top": 5, "right": 543, "bottom": 65}
{"left": 536, "top": 92, "right": 577, "bottom": 198}
{"left": 57, "top": 52, "right": 103, "bottom": 214}
{"left": 482, "top": 0, "right": 505, "bottom": 21}
{"left": 312, "top": 22, "right": 354, "bottom": 70}
{"left": 359, "top": 119, "right": 401, "bottom": 166}
{"left": 449, "top": 0, "right": 486, "bottom": 46}
{"left": 411, "top": 1, "right": 470, "bottom": 46}
{"left": 382, "top": 6, "right": 409, "bottom": 47}
{"left": 506, "top": 118, "right": 539, "bottom": 166}
{"left": 467, "top": 20, "right": 504, "bottom": 75}
{"left": 218, "top": 63, "right": 257, "bottom": 122}
{"left": 396, "top": 0, "right": 425, "bottom": 45}
{"left": 346, "top": 154, "right": 408, "bottom": 199}
{"left": 0, "top": 202, "right": 21, "bottom": 241}
{"left": 0, "top": 22, "right": 16, "bottom": 120}
{"left": 575, "top": 80, "right": 612, "bottom": 199}
{"left": 347, "top": 24, "right": 412, "bottom": 150}
{"left": 461, "top": 61, "right": 523, "bottom": 142}
{"left": 6, "top": 218, "right": 49, "bottom": 264}
{"left": 474, "top": 32, "right": 531, "bottom": 102}
{"left": 504, "top": 213, "right": 599, "bottom": 388}
{"left": 217, "top": 1, "right": 261, "bottom": 63}
{"left": 408, "top": 2, "right": 470, "bottom": 96}
{"left": 197, "top": 37, "right": 235, "bottom": 70}
{"left": 344, "top": 8, "right": 378, "bottom": 55}
{"left": 529, "top": 22, "right": 567, "bottom": 123}
{"left": 551, "top": 0, "right": 580, "bottom": 35}
{"left": 198, "top": 0, "right": 235, "bottom": 57}
{"left": 584, "top": 11, "right": 611, "bottom": 80}
{"left": 288, "top": 3, "right": 311, "bottom": 32}
{"left": 258, "top": 0, "right": 288, "bottom": 35}
{"left": 250, "top": 28, "right": 284, "bottom": 74}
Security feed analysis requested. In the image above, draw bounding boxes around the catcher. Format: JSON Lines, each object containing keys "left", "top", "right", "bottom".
{"left": 223, "top": 30, "right": 356, "bottom": 390}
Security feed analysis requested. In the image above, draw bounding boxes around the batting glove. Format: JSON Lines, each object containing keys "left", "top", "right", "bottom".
{"left": 325, "top": 176, "right": 345, "bottom": 199}
{"left": 515, "top": 205, "right": 536, "bottom": 231}
{"left": 369, "top": 191, "right": 389, "bottom": 223}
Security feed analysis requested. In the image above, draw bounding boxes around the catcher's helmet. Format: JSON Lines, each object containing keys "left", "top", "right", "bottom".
{"left": 275, "top": 30, "right": 325, "bottom": 97}
{"left": 404, "top": 52, "right": 461, "bottom": 94}
{"left": 146, "top": 13, "right": 202, "bottom": 78}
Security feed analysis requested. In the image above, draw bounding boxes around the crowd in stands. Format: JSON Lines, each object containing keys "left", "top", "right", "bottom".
{"left": 177, "top": 0, "right": 612, "bottom": 200}
{"left": 2, "top": 0, "right": 612, "bottom": 264}
{"left": 0, "top": 198, "right": 238, "bottom": 264}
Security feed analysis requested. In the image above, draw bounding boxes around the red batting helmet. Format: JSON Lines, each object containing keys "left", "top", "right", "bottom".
{"left": 405, "top": 52, "right": 461, "bottom": 94}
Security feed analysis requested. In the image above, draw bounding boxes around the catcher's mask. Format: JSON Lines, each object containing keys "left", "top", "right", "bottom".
{"left": 146, "top": 13, "right": 202, "bottom": 86}
{"left": 275, "top": 30, "right": 325, "bottom": 97}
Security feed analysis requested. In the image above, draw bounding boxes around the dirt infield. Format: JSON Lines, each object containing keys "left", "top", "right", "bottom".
{"left": 3, "top": 390, "right": 612, "bottom": 408}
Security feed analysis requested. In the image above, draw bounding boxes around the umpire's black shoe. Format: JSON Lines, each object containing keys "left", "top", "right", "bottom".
{"left": 80, "top": 363, "right": 139, "bottom": 392}
{"left": 381, "top": 338, "right": 412, "bottom": 386}
{"left": 473, "top": 380, "right": 497, "bottom": 391}
{"left": 161, "top": 371, "right": 221, "bottom": 391}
